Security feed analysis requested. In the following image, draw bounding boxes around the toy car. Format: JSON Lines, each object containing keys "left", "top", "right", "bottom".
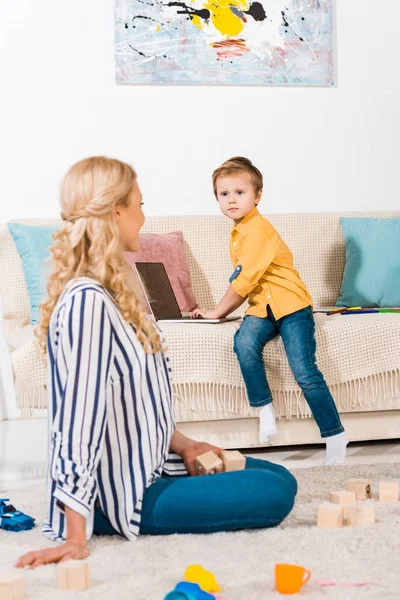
{"left": 0, "top": 498, "right": 35, "bottom": 532}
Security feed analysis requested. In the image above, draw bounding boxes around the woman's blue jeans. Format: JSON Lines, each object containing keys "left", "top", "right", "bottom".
{"left": 234, "top": 306, "right": 344, "bottom": 438}
{"left": 93, "top": 457, "right": 297, "bottom": 536}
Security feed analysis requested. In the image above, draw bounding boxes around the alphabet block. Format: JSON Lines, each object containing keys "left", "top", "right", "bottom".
{"left": 194, "top": 451, "right": 223, "bottom": 475}
{"left": 379, "top": 481, "right": 399, "bottom": 502}
{"left": 220, "top": 450, "right": 246, "bottom": 472}
{"left": 317, "top": 504, "right": 344, "bottom": 528}
{"left": 346, "top": 504, "right": 375, "bottom": 527}
{"left": 57, "top": 560, "right": 91, "bottom": 591}
{"left": 0, "top": 573, "right": 25, "bottom": 600}
{"left": 347, "top": 479, "right": 372, "bottom": 500}
{"left": 329, "top": 490, "right": 357, "bottom": 505}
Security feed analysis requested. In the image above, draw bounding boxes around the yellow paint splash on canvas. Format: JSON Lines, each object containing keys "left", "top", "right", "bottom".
{"left": 191, "top": 15, "right": 203, "bottom": 29}
{"left": 204, "top": 0, "right": 248, "bottom": 37}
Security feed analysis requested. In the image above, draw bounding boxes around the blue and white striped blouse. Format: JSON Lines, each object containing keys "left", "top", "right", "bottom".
{"left": 42, "top": 277, "right": 187, "bottom": 543}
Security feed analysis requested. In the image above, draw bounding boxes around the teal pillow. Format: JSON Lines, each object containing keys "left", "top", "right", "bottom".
{"left": 337, "top": 217, "right": 400, "bottom": 308}
{"left": 8, "top": 224, "right": 59, "bottom": 324}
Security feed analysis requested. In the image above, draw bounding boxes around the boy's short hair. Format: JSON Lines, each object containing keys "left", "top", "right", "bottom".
{"left": 212, "top": 156, "right": 263, "bottom": 197}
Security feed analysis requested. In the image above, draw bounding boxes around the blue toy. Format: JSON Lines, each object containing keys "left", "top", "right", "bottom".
{"left": 0, "top": 498, "right": 35, "bottom": 532}
{"left": 164, "top": 582, "right": 216, "bottom": 600}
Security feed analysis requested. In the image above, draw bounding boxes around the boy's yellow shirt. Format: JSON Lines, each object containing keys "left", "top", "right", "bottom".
{"left": 229, "top": 207, "right": 312, "bottom": 320}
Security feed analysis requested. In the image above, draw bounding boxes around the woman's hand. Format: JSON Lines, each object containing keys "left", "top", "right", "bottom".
{"left": 181, "top": 441, "right": 224, "bottom": 476}
{"left": 15, "top": 540, "right": 88, "bottom": 570}
{"left": 191, "top": 308, "right": 221, "bottom": 320}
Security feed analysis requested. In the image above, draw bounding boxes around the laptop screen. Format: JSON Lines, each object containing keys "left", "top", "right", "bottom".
{"left": 134, "top": 262, "right": 182, "bottom": 320}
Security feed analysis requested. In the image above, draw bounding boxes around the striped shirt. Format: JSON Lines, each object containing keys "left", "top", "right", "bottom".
{"left": 42, "top": 277, "right": 187, "bottom": 543}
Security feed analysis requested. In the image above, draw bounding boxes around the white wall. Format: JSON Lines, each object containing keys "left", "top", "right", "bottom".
{"left": 0, "top": 0, "right": 398, "bottom": 220}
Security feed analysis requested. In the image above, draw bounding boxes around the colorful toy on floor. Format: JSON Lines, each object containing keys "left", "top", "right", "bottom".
{"left": 0, "top": 572, "right": 25, "bottom": 600}
{"left": 346, "top": 504, "right": 375, "bottom": 527}
{"left": 317, "top": 478, "right": 399, "bottom": 528}
{"left": 0, "top": 499, "right": 35, "bottom": 532}
{"left": 275, "top": 564, "right": 311, "bottom": 595}
{"left": 347, "top": 479, "right": 371, "bottom": 500}
{"left": 164, "top": 581, "right": 215, "bottom": 600}
{"left": 379, "top": 481, "right": 399, "bottom": 501}
{"left": 184, "top": 565, "right": 221, "bottom": 593}
{"left": 317, "top": 504, "right": 344, "bottom": 529}
{"left": 315, "top": 579, "right": 377, "bottom": 587}
{"left": 57, "top": 560, "right": 91, "bottom": 591}
{"left": 329, "top": 490, "right": 357, "bottom": 506}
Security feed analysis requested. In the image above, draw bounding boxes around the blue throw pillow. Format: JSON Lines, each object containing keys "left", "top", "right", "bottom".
{"left": 337, "top": 217, "right": 400, "bottom": 308}
{"left": 8, "top": 224, "right": 59, "bottom": 324}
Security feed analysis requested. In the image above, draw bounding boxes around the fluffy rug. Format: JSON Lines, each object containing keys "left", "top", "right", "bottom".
{"left": 1, "top": 463, "right": 400, "bottom": 600}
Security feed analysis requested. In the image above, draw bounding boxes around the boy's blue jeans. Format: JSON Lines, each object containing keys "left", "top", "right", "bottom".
{"left": 93, "top": 458, "right": 297, "bottom": 536}
{"left": 234, "top": 305, "right": 344, "bottom": 438}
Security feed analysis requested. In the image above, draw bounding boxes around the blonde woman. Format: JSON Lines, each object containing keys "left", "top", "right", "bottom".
{"left": 16, "top": 157, "right": 297, "bottom": 569}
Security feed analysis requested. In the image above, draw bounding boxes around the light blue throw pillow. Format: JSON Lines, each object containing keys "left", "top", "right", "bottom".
{"left": 8, "top": 224, "right": 59, "bottom": 324}
{"left": 337, "top": 217, "right": 400, "bottom": 308}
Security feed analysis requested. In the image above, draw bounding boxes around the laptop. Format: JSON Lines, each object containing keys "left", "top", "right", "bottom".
{"left": 134, "top": 262, "right": 241, "bottom": 324}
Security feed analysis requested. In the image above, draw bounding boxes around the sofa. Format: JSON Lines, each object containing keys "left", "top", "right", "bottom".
{"left": 1, "top": 212, "right": 400, "bottom": 448}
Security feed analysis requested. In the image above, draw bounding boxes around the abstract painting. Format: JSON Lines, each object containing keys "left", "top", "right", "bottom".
{"left": 115, "top": 0, "right": 334, "bottom": 85}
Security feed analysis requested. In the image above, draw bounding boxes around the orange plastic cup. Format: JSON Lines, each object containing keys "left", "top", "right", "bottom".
{"left": 275, "top": 564, "right": 311, "bottom": 594}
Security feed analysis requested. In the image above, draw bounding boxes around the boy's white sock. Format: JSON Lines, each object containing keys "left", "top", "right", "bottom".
{"left": 323, "top": 432, "right": 348, "bottom": 466}
{"left": 259, "top": 404, "right": 277, "bottom": 444}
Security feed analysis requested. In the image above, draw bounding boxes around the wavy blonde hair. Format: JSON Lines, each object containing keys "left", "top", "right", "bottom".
{"left": 36, "top": 156, "right": 163, "bottom": 354}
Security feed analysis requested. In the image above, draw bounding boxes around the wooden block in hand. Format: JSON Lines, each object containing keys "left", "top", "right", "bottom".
{"left": 346, "top": 504, "right": 375, "bottom": 527}
{"left": 379, "top": 481, "right": 399, "bottom": 502}
{"left": 317, "top": 504, "right": 344, "bottom": 528}
{"left": 220, "top": 450, "right": 246, "bottom": 472}
{"left": 57, "top": 560, "right": 91, "bottom": 591}
{"left": 0, "top": 573, "right": 25, "bottom": 600}
{"left": 329, "top": 490, "right": 357, "bottom": 505}
{"left": 194, "top": 451, "right": 223, "bottom": 475}
{"left": 347, "top": 479, "right": 372, "bottom": 500}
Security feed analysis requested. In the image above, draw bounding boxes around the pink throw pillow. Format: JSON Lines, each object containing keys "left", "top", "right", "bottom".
{"left": 124, "top": 231, "right": 197, "bottom": 312}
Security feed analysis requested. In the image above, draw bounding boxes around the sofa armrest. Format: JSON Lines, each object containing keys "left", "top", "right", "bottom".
{"left": 0, "top": 296, "right": 19, "bottom": 420}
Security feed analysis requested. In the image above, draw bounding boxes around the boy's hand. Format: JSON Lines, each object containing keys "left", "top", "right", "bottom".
{"left": 191, "top": 308, "right": 221, "bottom": 320}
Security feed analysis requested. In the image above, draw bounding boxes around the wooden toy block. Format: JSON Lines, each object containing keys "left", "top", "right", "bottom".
{"left": 329, "top": 490, "right": 357, "bottom": 505}
{"left": 57, "top": 560, "right": 91, "bottom": 591}
{"left": 220, "top": 450, "right": 246, "bottom": 472}
{"left": 346, "top": 504, "right": 375, "bottom": 527}
{"left": 0, "top": 573, "right": 25, "bottom": 600}
{"left": 347, "top": 479, "right": 372, "bottom": 500}
{"left": 379, "top": 481, "right": 399, "bottom": 502}
{"left": 317, "top": 504, "right": 344, "bottom": 528}
{"left": 194, "top": 451, "right": 223, "bottom": 475}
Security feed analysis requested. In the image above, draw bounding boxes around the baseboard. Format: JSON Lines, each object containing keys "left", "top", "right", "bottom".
{"left": 177, "top": 410, "right": 400, "bottom": 449}
{"left": 3, "top": 407, "right": 400, "bottom": 452}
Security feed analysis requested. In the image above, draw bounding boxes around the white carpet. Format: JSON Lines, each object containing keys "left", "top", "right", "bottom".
{"left": 1, "top": 463, "right": 400, "bottom": 600}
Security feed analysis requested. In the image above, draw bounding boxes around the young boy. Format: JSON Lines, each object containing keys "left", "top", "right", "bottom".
{"left": 192, "top": 157, "right": 347, "bottom": 466}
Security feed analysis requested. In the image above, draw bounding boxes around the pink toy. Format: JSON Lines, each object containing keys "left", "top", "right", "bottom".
{"left": 315, "top": 579, "right": 377, "bottom": 587}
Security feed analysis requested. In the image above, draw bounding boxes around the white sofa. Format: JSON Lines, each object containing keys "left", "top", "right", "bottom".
{"left": 1, "top": 213, "right": 400, "bottom": 448}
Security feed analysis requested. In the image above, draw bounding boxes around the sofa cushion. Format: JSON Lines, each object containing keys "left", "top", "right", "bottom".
{"left": 7, "top": 224, "right": 58, "bottom": 324}
{"left": 337, "top": 217, "right": 400, "bottom": 308}
{"left": 2, "top": 213, "right": 399, "bottom": 335}
{"left": 124, "top": 231, "right": 197, "bottom": 312}
{"left": 6, "top": 224, "right": 197, "bottom": 326}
